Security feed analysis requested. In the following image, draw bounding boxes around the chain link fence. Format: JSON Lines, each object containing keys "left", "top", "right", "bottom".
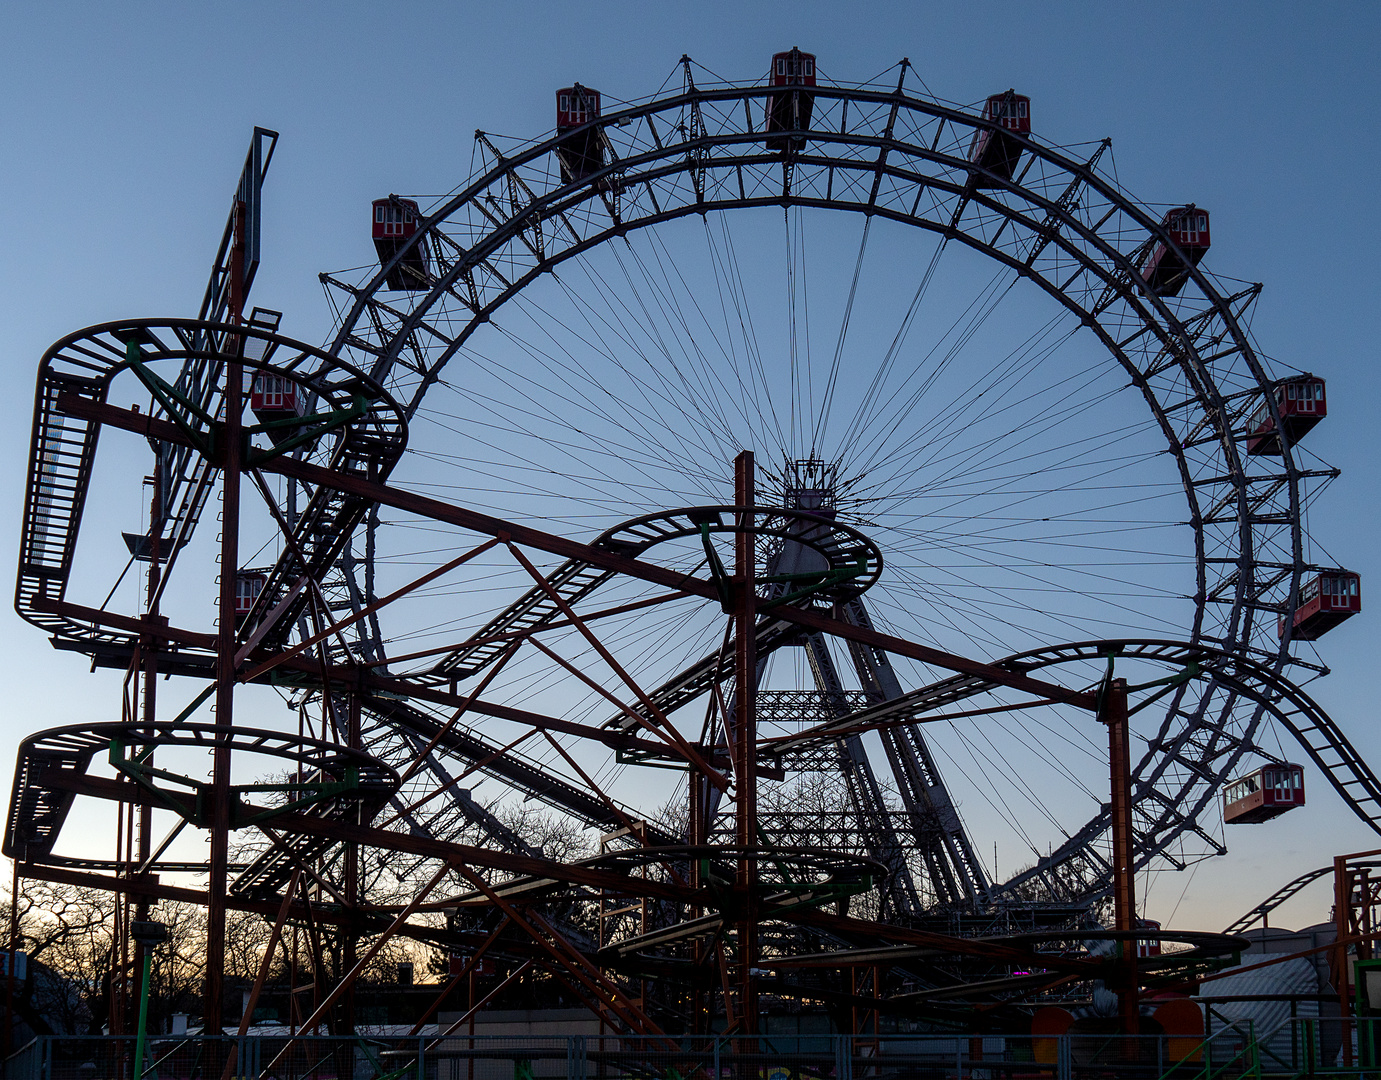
{"left": 12, "top": 1023, "right": 1381, "bottom": 1080}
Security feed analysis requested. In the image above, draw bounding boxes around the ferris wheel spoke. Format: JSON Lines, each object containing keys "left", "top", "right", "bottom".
{"left": 430, "top": 336, "right": 726, "bottom": 502}
{"left": 552, "top": 236, "right": 786, "bottom": 469}
{"left": 973, "top": 712, "right": 1097, "bottom": 819}
{"left": 604, "top": 243, "right": 768, "bottom": 454}
{"left": 544, "top": 269, "right": 744, "bottom": 455}
{"left": 628, "top": 231, "right": 783, "bottom": 452}
{"left": 843, "top": 267, "right": 1017, "bottom": 467}
{"left": 854, "top": 314, "right": 1081, "bottom": 483}
{"left": 834, "top": 241, "right": 949, "bottom": 459}
{"left": 699, "top": 215, "right": 786, "bottom": 452}
{"left": 609, "top": 227, "right": 773, "bottom": 454}
{"left": 495, "top": 299, "right": 740, "bottom": 471}
{"left": 807, "top": 209, "right": 866, "bottom": 451}
{"left": 899, "top": 379, "right": 1150, "bottom": 501}
{"left": 947, "top": 728, "right": 1063, "bottom": 848}
{"left": 292, "top": 75, "right": 1337, "bottom": 916}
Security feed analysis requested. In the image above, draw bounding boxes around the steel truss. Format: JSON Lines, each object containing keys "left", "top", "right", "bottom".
{"left": 310, "top": 67, "right": 1340, "bottom": 905}
{"left": 8, "top": 365, "right": 1368, "bottom": 1033}
{"left": 5, "top": 56, "right": 1368, "bottom": 1045}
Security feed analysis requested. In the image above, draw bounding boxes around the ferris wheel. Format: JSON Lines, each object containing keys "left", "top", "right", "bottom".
{"left": 18, "top": 56, "right": 1369, "bottom": 938}
{"left": 294, "top": 52, "right": 1373, "bottom": 917}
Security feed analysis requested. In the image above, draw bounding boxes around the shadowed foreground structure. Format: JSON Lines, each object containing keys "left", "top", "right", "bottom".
{"left": 4, "top": 54, "right": 1373, "bottom": 1076}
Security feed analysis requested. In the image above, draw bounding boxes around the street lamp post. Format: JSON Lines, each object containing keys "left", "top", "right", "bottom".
{"left": 130, "top": 920, "right": 168, "bottom": 1079}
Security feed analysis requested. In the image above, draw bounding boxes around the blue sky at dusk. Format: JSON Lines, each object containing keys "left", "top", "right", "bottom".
{"left": 0, "top": 2, "right": 1378, "bottom": 932}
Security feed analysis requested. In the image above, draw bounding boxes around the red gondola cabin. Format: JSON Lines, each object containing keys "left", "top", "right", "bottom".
{"left": 1246, "top": 375, "right": 1326, "bottom": 455}
{"left": 765, "top": 48, "right": 816, "bottom": 152}
{"left": 1223, "top": 764, "right": 1305, "bottom": 824}
{"left": 372, "top": 198, "right": 430, "bottom": 291}
{"left": 555, "top": 85, "right": 606, "bottom": 185}
{"left": 1141, "top": 206, "right": 1210, "bottom": 297}
{"left": 250, "top": 374, "right": 305, "bottom": 446}
{"left": 968, "top": 91, "right": 1030, "bottom": 187}
{"left": 1279, "top": 570, "right": 1360, "bottom": 640}
{"left": 449, "top": 953, "right": 495, "bottom": 977}
{"left": 235, "top": 571, "right": 267, "bottom": 617}
{"left": 1136, "top": 918, "right": 1162, "bottom": 959}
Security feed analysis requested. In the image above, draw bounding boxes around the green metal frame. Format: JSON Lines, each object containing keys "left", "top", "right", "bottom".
{"left": 122, "top": 338, "right": 376, "bottom": 469}
{"left": 699, "top": 522, "right": 866, "bottom": 615}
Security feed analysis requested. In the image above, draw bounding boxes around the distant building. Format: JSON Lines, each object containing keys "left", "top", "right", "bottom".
{"left": 1199, "top": 923, "right": 1340, "bottom": 1065}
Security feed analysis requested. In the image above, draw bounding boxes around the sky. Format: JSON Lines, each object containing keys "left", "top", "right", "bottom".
{"left": 0, "top": 1, "right": 1378, "bottom": 935}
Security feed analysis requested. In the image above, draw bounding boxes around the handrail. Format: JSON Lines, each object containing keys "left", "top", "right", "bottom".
{"left": 1161, "top": 1012, "right": 1381, "bottom": 1080}
{"left": 1158, "top": 1018, "right": 1260, "bottom": 1080}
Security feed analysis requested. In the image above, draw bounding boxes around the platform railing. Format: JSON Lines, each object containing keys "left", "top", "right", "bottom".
{"left": 1153, "top": 1018, "right": 1258, "bottom": 1080}
{"left": 3, "top": 1030, "right": 1310, "bottom": 1080}
{"left": 1263, "top": 1015, "right": 1381, "bottom": 1079}
{"left": 1156, "top": 1014, "right": 1381, "bottom": 1080}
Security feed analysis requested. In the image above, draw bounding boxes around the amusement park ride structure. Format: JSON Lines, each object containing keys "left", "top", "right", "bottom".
{"left": 6, "top": 53, "right": 1377, "bottom": 1047}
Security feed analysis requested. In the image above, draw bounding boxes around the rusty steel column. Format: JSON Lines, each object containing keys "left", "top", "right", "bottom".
{"left": 131, "top": 464, "right": 162, "bottom": 1034}
{"left": 1337, "top": 854, "right": 1353, "bottom": 1064}
{"left": 1101, "top": 677, "right": 1138, "bottom": 1034}
{"left": 689, "top": 767, "right": 706, "bottom": 855}
{"left": 1362, "top": 868, "right": 1375, "bottom": 962}
{"left": 688, "top": 763, "right": 706, "bottom": 1033}
{"left": 341, "top": 690, "right": 361, "bottom": 1036}
{"left": 206, "top": 201, "right": 247, "bottom": 1037}
{"left": 732, "top": 450, "right": 758, "bottom": 1034}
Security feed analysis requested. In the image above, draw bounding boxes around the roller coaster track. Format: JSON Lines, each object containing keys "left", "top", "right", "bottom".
{"left": 1222, "top": 858, "right": 1381, "bottom": 936}
{"left": 415, "top": 558, "right": 615, "bottom": 684}
{"left": 405, "top": 605, "right": 1381, "bottom": 909}
{"left": 769, "top": 638, "right": 1381, "bottom": 904}
{"left": 4, "top": 723, "right": 398, "bottom": 874}
{"left": 358, "top": 692, "right": 678, "bottom": 846}
{"left": 1221, "top": 865, "right": 1335, "bottom": 936}
{"left": 15, "top": 319, "right": 407, "bottom": 658}
{"left": 17, "top": 322, "right": 1375, "bottom": 916}
{"left": 13, "top": 322, "right": 689, "bottom": 871}
{"left": 299, "top": 76, "right": 1363, "bottom": 922}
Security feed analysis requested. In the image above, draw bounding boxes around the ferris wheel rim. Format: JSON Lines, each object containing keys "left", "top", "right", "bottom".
{"left": 315, "top": 74, "right": 1323, "bottom": 908}
{"left": 969, "top": 637, "right": 1381, "bottom": 899}
{"left": 326, "top": 81, "right": 1304, "bottom": 659}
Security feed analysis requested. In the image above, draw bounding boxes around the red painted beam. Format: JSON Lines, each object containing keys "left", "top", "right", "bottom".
{"left": 264, "top": 456, "right": 1095, "bottom": 710}
{"left": 36, "top": 768, "right": 695, "bottom": 905}
{"left": 32, "top": 775, "right": 1099, "bottom": 973}
{"left": 16, "top": 863, "right": 439, "bottom": 943}
{"left": 54, "top": 393, "right": 1097, "bottom": 710}
{"left": 30, "top": 596, "right": 217, "bottom": 650}
{"left": 21, "top": 598, "right": 668, "bottom": 757}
